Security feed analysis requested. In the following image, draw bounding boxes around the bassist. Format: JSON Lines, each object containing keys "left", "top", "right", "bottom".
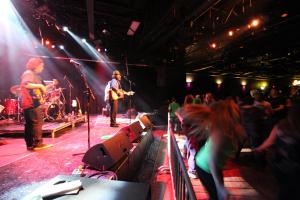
{"left": 20, "top": 58, "right": 51, "bottom": 151}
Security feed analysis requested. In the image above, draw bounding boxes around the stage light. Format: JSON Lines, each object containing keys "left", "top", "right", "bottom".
{"left": 281, "top": 13, "right": 288, "bottom": 18}
{"left": 241, "top": 80, "right": 247, "bottom": 86}
{"left": 186, "top": 73, "right": 194, "bottom": 83}
{"left": 292, "top": 80, "right": 300, "bottom": 86}
{"left": 97, "top": 48, "right": 101, "bottom": 52}
{"left": 63, "top": 26, "right": 68, "bottom": 31}
{"left": 104, "top": 48, "right": 107, "bottom": 52}
{"left": 45, "top": 40, "right": 50, "bottom": 45}
{"left": 228, "top": 30, "right": 234, "bottom": 37}
{"left": 216, "top": 79, "right": 222, "bottom": 85}
{"left": 250, "top": 19, "right": 260, "bottom": 27}
{"left": 259, "top": 81, "right": 268, "bottom": 90}
{"left": 59, "top": 45, "right": 64, "bottom": 49}
{"left": 51, "top": 45, "right": 55, "bottom": 48}
{"left": 81, "top": 38, "right": 86, "bottom": 43}
{"left": 211, "top": 43, "right": 217, "bottom": 48}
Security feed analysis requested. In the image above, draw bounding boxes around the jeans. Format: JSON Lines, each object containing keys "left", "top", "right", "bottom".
{"left": 109, "top": 100, "right": 118, "bottom": 125}
{"left": 24, "top": 107, "right": 43, "bottom": 147}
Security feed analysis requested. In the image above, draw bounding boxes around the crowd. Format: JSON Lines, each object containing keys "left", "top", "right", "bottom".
{"left": 168, "top": 87, "right": 300, "bottom": 200}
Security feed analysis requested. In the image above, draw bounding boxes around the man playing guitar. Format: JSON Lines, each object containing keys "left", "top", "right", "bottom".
{"left": 20, "top": 57, "right": 52, "bottom": 151}
{"left": 107, "top": 70, "right": 134, "bottom": 127}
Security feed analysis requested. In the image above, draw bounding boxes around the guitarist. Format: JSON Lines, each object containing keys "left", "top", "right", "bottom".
{"left": 20, "top": 58, "right": 51, "bottom": 151}
{"left": 108, "top": 70, "right": 123, "bottom": 127}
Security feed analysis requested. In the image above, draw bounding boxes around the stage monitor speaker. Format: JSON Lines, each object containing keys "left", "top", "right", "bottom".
{"left": 121, "top": 121, "right": 144, "bottom": 142}
{"left": 82, "top": 131, "right": 133, "bottom": 170}
{"left": 138, "top": 114, "right": 153, "bottom": 130}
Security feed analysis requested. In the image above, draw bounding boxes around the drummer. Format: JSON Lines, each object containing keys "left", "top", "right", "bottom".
{"left": 44, "top": 79, "right": 60, "bottom": 103}
{"left": 45, "top": 79, "right": 59, "bottom": 92}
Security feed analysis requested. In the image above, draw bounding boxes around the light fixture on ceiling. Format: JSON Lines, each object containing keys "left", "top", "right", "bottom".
{"left": 210, "top": 42, "right": 217, "bottom": 48}
{"left": 127, "top": 21, "right": 141, "bottom": 36}
{"left": 228, "top": 30, "right": 234, "bottom": 37}
{"left": 248, "top": 18, "right": 260, "bottom": 28}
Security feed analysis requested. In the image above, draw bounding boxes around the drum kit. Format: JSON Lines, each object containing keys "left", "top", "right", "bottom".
{"left": 0, "top": 81, "right": 66, "bottom": 122}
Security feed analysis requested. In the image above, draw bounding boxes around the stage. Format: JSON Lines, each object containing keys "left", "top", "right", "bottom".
{"left": 0, "top": 115, "right": 86, "bottom": 138}
{"left": 0, "top": 114, "right": 148, "bottom": 199}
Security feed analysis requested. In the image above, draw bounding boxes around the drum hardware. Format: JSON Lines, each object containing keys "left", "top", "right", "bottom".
{"left": 43, "top": 87, "right": 66, "bottom": 121}
{"left": 44, "top": 103, "right": 60, "bottom": 121}
{"left": 10, "top": 85, "right": 21, "bottom": 96}
{"left": 9, "top": 85, "right": 23, "bottom": 122}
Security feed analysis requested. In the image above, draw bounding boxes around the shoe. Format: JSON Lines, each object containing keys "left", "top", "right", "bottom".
{"left": 33, "top": 144, "right": 53, "bottom": 151}
{"left": 110, "top": 124, "right": 119, "bottom": 127}
{"left": 188, "top": 170, "right": 198, "bottom": 179}
{"left": 27, "top": 146, "right": 34, "bottom": 151}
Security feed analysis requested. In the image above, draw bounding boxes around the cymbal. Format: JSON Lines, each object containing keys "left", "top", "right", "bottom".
{"left": 10, "top": 85, "right": 21, "bottom": 95}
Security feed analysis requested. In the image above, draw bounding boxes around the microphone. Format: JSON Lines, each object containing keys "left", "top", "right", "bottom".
{"left": 70, "top": 59, "right": 81, "bottom": 65}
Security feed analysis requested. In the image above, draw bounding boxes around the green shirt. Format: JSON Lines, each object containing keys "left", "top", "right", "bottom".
{"left": 195, "top": 137, "right": 236, "bottom": 174}
{"left": 168, "top": 102, "right": 180, "bottom": 117}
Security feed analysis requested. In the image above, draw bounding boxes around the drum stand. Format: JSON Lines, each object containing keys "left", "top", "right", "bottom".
{"left": 16, "top": 96, "right": 22, "bottom": 123}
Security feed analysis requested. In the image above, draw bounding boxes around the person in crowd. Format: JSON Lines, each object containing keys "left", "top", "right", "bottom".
{"left": 179, "top": 100, "right": 245, "bottom": 199}
{"left": 203, "top": 92, "right": 216, "bottom": 106}
{"left": 239, "top": 95, "right": 265, "bottom": 162}
{"left": 178, "top": 94, "right": 196, "bottom": 178}
{"left": 168, "top": 97, "right": 180, "bottom": 132}
{"left": 20, "top": 58, "right": 52, "bottom": 151}
{"left": 193, "top": 94, "right": 202, "bottom": 104}
{"left": 183, "top": 94, "right": 194, "bottom": 105}
{"left": 268, "top": 88, "right": 286, "bottom": 126}
{"left": 176, "top": 104, "right": 211, "bottom": 179}
{"left": 254, "top": 97, "right": 300, "bottom": 199}
{"left": 251, "top": 89, "right": 272, "bottom": 117}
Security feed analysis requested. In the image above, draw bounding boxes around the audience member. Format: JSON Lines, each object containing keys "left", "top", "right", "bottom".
{"left": 168, "top": 98, "right": 181, "bottom": 132}
{"left": 179, "top": 100, "right": 246, "bottom": 199}
{"left": 255, "top": 97, "right": 300, "bottom": 199}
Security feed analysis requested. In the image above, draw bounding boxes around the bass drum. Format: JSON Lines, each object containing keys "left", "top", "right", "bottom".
{"left": 3, "top": 99, "right": 17, "bottom": 115}
{"left": 45, "top": 103, "right": 60, "bottom": 120}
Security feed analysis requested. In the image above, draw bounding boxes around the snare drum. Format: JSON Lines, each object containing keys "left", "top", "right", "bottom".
{"left": 3, "top": 99, "right": 17, "bottom": 115}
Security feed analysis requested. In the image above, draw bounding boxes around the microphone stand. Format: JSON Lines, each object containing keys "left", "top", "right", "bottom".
{"left": 64, "top": 76, "right": 73, "bottom": 115}
{"left": 124, "top": 55, "right": 132, "bottom": 124}
{"left": 72, "top": 62, "right": 95, "bottom": 152}
{"left": 123, "top": 76, "right": 134, "bottom": 124}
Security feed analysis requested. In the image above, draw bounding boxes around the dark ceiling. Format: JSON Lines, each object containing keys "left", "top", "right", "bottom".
{"left": 12, "top": 0, "right": 300, "bottom": 79}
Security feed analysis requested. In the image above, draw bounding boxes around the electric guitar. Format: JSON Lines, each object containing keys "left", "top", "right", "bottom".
{"left": 109, "top": 89, "right": 135, "bottom": 100}
{"left": 33, "top": 81, "right": 59, "bottom": 105}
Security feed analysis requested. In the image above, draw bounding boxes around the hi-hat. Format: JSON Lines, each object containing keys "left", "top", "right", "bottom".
{"left": 10, "top": 85, "right": 21, "bottom": 95}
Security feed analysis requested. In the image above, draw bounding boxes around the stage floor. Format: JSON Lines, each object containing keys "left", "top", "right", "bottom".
{"left": 0, "top": 114, "right": 133, "bottom": 199}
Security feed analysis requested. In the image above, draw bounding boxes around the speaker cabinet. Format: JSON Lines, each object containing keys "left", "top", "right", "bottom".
{"left": 138, "top": 114, "right": 153, "bottom": 130}
{"left": 121, "top": 121, "right": 144, "bottom": 142}
{"left": 82, "top": 131, "right": 133, "bottom": 170}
